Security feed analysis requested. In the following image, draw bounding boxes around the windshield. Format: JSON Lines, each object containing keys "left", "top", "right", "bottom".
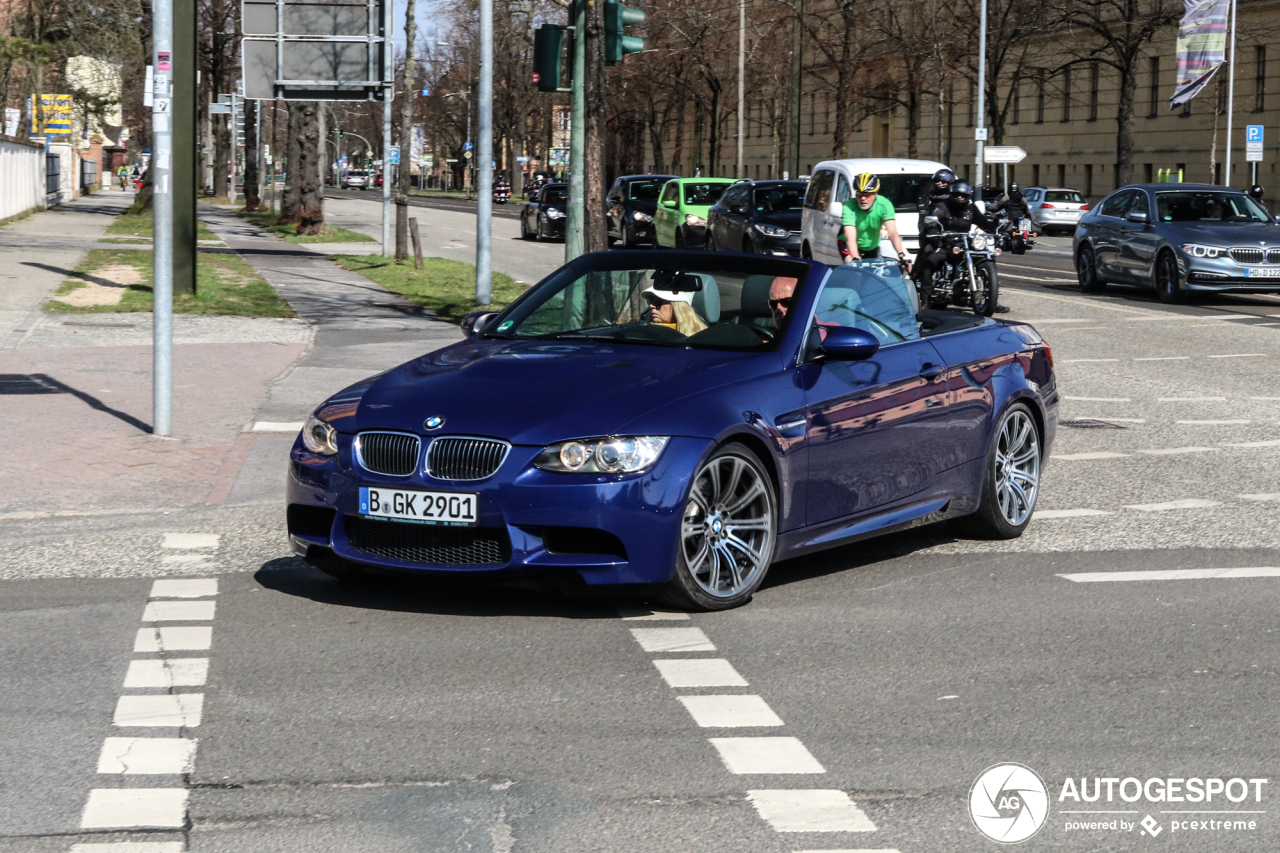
{"left": 484, "top": 257, "right": 811, "bottom": 351}
{"left": 1045, "top": 190, "right": 1085, "bottom": 203}
{"left": 815, "top": 263, "right": 920, "bottom": 344}
{"left": 541, "top": 187, "right": 568, "bottom": 204}
{"left": 628, "top": 181, "right": 664, "bottom": 201}
{"left": 1156, "top": 191, "right": 1271, "bottom": 223}
{"left": 682, "top": 183, "right": 729, "bottom": 206}
{"left": 754, "top": 187, "right": 804, "bottom": 212}
{"left": 881, "top": 175, "right": 933, "bottom": 212}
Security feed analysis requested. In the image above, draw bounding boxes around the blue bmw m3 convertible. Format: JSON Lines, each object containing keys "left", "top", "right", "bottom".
{"left": 286, "top": 251, "right": 1058, "bottom": 610}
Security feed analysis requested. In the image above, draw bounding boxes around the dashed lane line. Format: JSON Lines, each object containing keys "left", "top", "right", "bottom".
{"left": 72, "top": 844, "right": 184, "bottom": 853}
{"left": 1159, "top": 396, "right": 1226, "bottom": 402}
{"left": 1064, "top": 396, "right": 1131, "bottom": 402}
{"left": 653, "top": 659, "right": 749, "bottom": 688}
{"left": 1135, "top": 447, "right": 1218, "bottom": 456}
{"left": 1036, "top": 509, "right": 1114, "bottom": 519}
{"left": 1207, "top": 353, "right": 1268, "bottom": 359}
{"left": 679, "top": 695, "right": 786, "bottom": 728}
{"left": 1051, "top": 453, "right": 1128, "bottom": 460}
{"left": 747, "top": 790, "right": 880, "bottom": 832}
{"left": 1124, "top": 499, "right": 1221, "bottom": 512}
{"left": 1060, "top": 358, "right": 1120, "bottom": 363}
{"left": 710, "top": 737, "right": 827, "bottom": 774}
{"left": 1227, "top": 439, "right": 1280, "bottom": 448}
{"left": 1241, "top": 493, "right": 1280, "bottom": 501}
{"left": 628, "top": 626, "right": 716, "bottom": 652}
{"left": 96, "top": 738, "right": 197, "bottom": 774}
{"left": 141, "top": 601, "right": 216, "bottom": 622}
{"left": 1176, "top": 419, "right": 1250, "bottom": 425}
{"left": 1060, "top": 567, "right": 1280, "bottom": 582}
{"left": 1134, "top": 356, "right": 1191, "bottom": 361}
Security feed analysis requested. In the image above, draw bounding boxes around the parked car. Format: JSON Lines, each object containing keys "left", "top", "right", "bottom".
{"left": 287, "top": 250, "right": 1058, "bottom": 610}
{"left": 1074, "top": 183, "right": 1280, "bottom": 302}
{"left": 1023, "top": 187, "right": 1090, "bottom": 235}
{"left": 706, "top": 179, "right": 807, "bottom": 256}
{"left": 520, "top": 183, "right": 568, "bottom": 241}
{"left": 653, "top": 177, "right": 736, "bottom": 249}
{"left": 801, "top": 157, "right": 951, "bottom": 265}
{"left": 342, "top": 169, "right": 371, "bottom": 189}
{"left": 606, "top": 174, "right": 677, "bottom": 247}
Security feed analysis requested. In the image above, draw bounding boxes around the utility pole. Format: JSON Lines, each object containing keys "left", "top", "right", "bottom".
{"left": 566, "top": 0, "right": 586, "bottom": 259}
{"left": 975, "top": 0, "right": 988, "bottom": 186}
{"left": 737, "top": 0, "right": 744, "bottom": 178}
{"left": 398, "top": 0, "right": 417, "bottom": 259}
{"left": 381, "top": 0, "right": 393, "bottom": 256}
{"left": 788, "top": 0, "right": 801, "bottom": 179}
{"left": 476, "top": 0, "right": 493, "bottom": 303}
{"left": 152, "top": 0, "right": 173, "bottom": 436}
{"left": 1224, "top": 0, "right": 1238, "bottom": 185}
{"left": 172, "top": 0, "right": 196, "bottom": 295}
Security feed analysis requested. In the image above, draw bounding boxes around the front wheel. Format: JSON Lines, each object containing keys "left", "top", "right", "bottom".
{"left": 1077, "top": 244, "right": 1106, "bottom": 292}
{"left": 951, "top": 402, "right": 1041, "bottom": 540}
{"left": 973, "top": 260, "right": 999, "bottom": 317}
{"left": 1155, "top": 251, "right": 1186, "bottom": 303}
{"left": 658, "top": 444, "right": 778, "bottom": 611}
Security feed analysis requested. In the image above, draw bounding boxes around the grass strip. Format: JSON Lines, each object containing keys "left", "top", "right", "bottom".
{"left": 237, "top": 210, "right": 376, "bottom": 243}
{"left": 106, "top": 213, "right": 220, "bottom": 242}
{"left": 330, "top": 255, "right": 523, "bottom": 323}
{"left": 45, "top": 248, "right": 293, "bottom": 317}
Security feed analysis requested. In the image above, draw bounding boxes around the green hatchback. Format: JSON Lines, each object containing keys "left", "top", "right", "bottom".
{"left": 653, "top": 177, "right": 735, "bottom": 249}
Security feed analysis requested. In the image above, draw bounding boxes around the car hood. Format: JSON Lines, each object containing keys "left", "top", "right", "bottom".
{"left": 753, "top": 210, "right": 801, "bottom": 231}
{"left": 629, "top": 199, "right": 659, "bottom": 216}
{"left": 327, "top": 338, "right": 771, "bottom": 444}
{"left": 1158, "top": 221, "right": 1280, "bottom": 247}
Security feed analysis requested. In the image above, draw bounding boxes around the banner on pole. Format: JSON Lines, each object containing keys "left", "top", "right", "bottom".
{"left": 1170, "top": 0, "right": 1230, "bottom": 109}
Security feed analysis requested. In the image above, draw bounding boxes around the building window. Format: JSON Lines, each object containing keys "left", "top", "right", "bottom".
{"left": 1036, "top": 72, "right": 1045, "bottom": 123}
{"left": 1144, "top": 163, "right": 1153, "bottom": 182}
{"left": 967, "top": 81, "right": 975, "bottom": 126}
{"left": 1012, "top": 79, "right": 1021, "bottom": 124}
{"left": 1089, "top": 63, "right": 1100, "bottom": 121}
{"left": 808, "top": 93, "right": 816, "bottom": 136}
{"left": 1032, "top": 164, "right": 1040, "bottom": 186}
{"left": 824, "top": 93, "right": 831, "bottom": 133}
{"left": 1256, "top": 46, "right": 1267, "bottom": 112}
{"left": 1061, "top": 68, "right": 1072, "bottom": 122}
{"left": 1085, "top": 164, "right": 1093, "bottom": 198}
{"left": 1148, "top": 56, "right": 1160, "bottom": 117}
{"left": 1057, "top": 163, "right": 1066, "bottom": 187}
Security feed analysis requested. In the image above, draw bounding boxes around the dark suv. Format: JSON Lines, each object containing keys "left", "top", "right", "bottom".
{"left": 706, "top": 180, "right": 807, "bottom": 255}
{"left": 605, "top": 174, "right": 677, "bottom": 248}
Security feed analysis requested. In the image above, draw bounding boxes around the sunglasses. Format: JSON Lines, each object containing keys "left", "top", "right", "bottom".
{"left": 644, "top": 295, "right": 667, "bottom": 305}
{"left": 856, "top": 192, "right": 877, "bottom": 198}
{"left": 768, "top": 297, "right": 793, "bottom": 309}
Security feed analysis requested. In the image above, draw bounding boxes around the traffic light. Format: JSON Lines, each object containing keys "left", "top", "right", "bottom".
{"left": 604, "top": 0, "right": 645, "bottom": 66}
{"left": 532, "top": 25, "right": 568, "bottom": 92}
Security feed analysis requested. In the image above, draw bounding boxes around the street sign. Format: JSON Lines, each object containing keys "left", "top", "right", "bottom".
{"left": 1246, "top": 125, "right": 1264, "bottom": 162}
{"left": 241, "top": 0, "right": 390, "bottom": 101}
{"left": 464, "top": 141, "right": 473, "bottom": 151}
{"left": 516, "top": 156, "right": 530, "bottom": 163}
{"left": 464, "top": 150, "right": 473, "bottom": 160}
{"left": 983, "top": 145, "right": 1027, "bottom": 164}
{"left": 208, "top": 103, "right": 231, "bottom": 114}
{"left": 388, "top": 145, "right": 400, "bottom": 165}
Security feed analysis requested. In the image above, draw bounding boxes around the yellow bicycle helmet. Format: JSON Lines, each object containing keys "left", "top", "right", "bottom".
{"left": 853, "top": 173, "right": 881, "bottom": 194}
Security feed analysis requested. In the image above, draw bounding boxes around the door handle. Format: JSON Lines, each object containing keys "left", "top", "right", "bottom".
{"left": 920, "top": 363, "right": 945, "bottom": 381}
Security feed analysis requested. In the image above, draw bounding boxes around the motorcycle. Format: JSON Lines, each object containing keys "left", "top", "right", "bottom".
{"left": 915, "top": 220, "right": 1000, "bottom": 317}
{"left": 493, "top": 182, "right": 512, "bottom": 204}
{"left": 995, "top": 216, "right": 1037, "bottom": 255}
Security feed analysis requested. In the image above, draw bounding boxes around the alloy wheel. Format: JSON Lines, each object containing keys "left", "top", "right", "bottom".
{"left": 680, "top": 453, "right": 776, "bottom": 599}
{"left": 994, "top": 408, "right": 1040, "bottom": 527}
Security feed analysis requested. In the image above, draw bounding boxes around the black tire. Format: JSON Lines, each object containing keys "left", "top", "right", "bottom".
{"left": 1077, "top": 244, "right": 1106, "bottom": 292}
{"left": 801, "top": 242, "right": 812, "bottom": 259}
{"left": 536, "top": 217, "right": 547, "bottom": 242}
{"left": 973, "top": 261, "right": 999, "bottom": 317}
{"left": 707, "top": 231, "right": 719, "bottom": 252}
{"left": 675, "top": 227, "right": 686, "bottom": 249}
{"left": 657, "top": 443, "right": 778, "bottom": 612}
{"left": 520, "top": 216, "right": 534, "bottom": 240}
{"left": 743, "top": 237, "right": 757, "bottom": 254}
{"left": 950, "top": 402, "right": 1042, "bottom": 540}
{"left": 1155, "top": 251, "right": 1186, "bottom": 303}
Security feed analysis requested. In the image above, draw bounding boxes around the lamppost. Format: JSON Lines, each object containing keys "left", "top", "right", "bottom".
{"left": 444, "top": 90, "right": 472, "bottom": 197}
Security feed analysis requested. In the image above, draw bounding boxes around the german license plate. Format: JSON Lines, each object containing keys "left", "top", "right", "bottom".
{"left": 1244, "top": 267, "right": 1280, "bottom": 278}
{"left": 1019, "top": 219, "right": 1032, "bottom": 231}
{"left": 359, "top": 486, "right": 478, "bottom": 525}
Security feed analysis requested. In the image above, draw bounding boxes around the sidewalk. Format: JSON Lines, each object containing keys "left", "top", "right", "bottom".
{"left": 0, "top": 197, "right": 461, "bottom": 518}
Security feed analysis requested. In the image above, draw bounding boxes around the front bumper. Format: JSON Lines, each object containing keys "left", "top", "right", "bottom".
{"left": 627, "top": 220, "right": 655, "bottom": 244}
{"left": 542, "top": 217, "right": 567, "bottom": 238}
{"left": 1181, "top": 254, "right": 1280, "bottom": 291}
{"left": 756, "top": 232, "right": 803, "bottom": 256}
{"left": 681, "top": 224, "right": 708, "bottom": 248}
{"left": 286, "top": 434, "right": 715, "bottom": 586}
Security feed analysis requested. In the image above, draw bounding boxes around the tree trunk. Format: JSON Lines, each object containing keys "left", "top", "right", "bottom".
{"left": 243, "top": 99, "right": 260, "bottom": 211}
{"left": 282, "top": 103, "right": 302, "bottom": 221}
{"left": 215, "top": 113, "right": 230, "bottom": 198}
{"left": 584, "top": 0, "right": 608, "bottom": 252}
{"left": 648, "top": 115, "right": 666, "bottom": 173}
{"left": 1114, "top": 57, "right": 1138, "bottom": 187}
{"left": 905, "top": 86, "right": 921, "bottom": 159}
{"left": 399, "top": 0, "right": 416, "bottom": 197}
{"left": 295, "top": 102, "right": 323, "bottom": 235}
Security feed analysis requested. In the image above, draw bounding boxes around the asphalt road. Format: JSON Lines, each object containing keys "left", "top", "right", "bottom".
{"left": 4, "top": 217, "right": 1280, "bottom": 852}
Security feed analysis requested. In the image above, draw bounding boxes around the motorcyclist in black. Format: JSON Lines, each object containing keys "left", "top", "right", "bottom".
{"left": 914, "top": 180, "right": 1006, "bottom": 312}
{"left": 990, "top": 181, "right": 1032, "bottom": 221}
{"left": 917, "top": 168, "right": 956, "bottom": 217}
{"left": 1248, "top": 184, "right": 1269, "bottom": 213}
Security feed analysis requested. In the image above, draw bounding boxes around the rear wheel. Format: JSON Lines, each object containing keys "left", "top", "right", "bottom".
{"left": 1155, "top": 251, "right": 1186, "bottom": 303}
{"left": 973, "top": 260, "right": 999, "bottom": 317}
{"left": 1077, "top": 244, "right": 1106, "bottom": 292}
{"left": 951, "top": 402, "right": 1041, "bottom": 540}
{"left": 658, "top": 444, "right": 778, "bottom": 611}
{"left": 520, "top": 216, "right": 533, "bottom": 240}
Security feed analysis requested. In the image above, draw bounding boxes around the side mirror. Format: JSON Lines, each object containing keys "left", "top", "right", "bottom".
{"left": 924, "top": 215, "right": 940, "bottom": 224}
{"left": 732, "top": 205, "right": 747, "bottom": 215}
{"left": 819, "top": 326, "right": 880, "bottom": 360}
{"left": 461, "top": 311, "right": 498, "bottom": 338}
{"left": 662, "top": 199, "right": 677, "bottom": 208}
{"left": 1125, "top": 210, "right": 1150, "bottom": 223}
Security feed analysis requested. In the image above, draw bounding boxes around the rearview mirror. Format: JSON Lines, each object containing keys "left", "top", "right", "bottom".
{"left": 819, "top": 326, "right": 880, "bottom": 360}
{"left": 1125, "top": 210, "right": 1149, "bottom": 223}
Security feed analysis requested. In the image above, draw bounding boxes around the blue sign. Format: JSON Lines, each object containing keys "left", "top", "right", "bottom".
{"left": 422, "top": 88, "right": 431, "bottom": 97}
{"left": 388, "top": 145, "right": 400, "bottom": 165}
{"left": 463, "top": 141, "right": 473, "bottom": 151}
{"left": 1247, "top": 125, "right": 1264, "bottom": 143}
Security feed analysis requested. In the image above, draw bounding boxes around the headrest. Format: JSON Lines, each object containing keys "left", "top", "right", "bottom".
{"left": 688, "top": 273, "right": 721, "bottom": 323}
{"left": 741, "top": 274, "right": 775, "bottom": 317}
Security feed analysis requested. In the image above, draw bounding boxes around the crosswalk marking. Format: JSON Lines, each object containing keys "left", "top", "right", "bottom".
{"left": 149, "top": 578, "right": 217, "bottom": 598}
{"left": 80, "top": 788, "right": 188, "bottom": 828}
{"left": 629, "top": 627, "right": 716, "bottom": 653}
{"left": 134, "top": 626, "right": 213, "bottom": 652}
{"left": 113, "top": 694, "right": 204, "bottom": 728}
{"left": 161, "top": 533, "right": 220, "bottom": 549}
{"left": 123, "top": 658, "right": 209, "bottom": 688}
{"left": 141, "top": 600, "right": 216, "bottom": 622}
{"left": 1060, "top": 567, "right": 1280, "bottom": 582}
{"left": 96, "top": 738, "right": 197, "bottom": 774}
{"left": 747, "top": 789, "right": 878, "bottom": 832}
{"left": 654, "top": 658, "right": 749, "bottom": 688}
{"left": 617, "top": 606, "right": 691, "bottom": 621}
{"left": 678, "top": 695, "right": 785, "bottom": 728}
{"left": 709, "top": 737, "right": 825, "bottom": 774}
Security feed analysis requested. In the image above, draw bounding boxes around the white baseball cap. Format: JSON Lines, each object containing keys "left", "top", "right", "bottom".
{"left": 642, "top": 285, "right": 695, "bottom": 305}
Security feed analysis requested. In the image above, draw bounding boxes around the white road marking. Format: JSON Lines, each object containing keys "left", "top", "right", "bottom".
{"left": 1207, "top": 353, "right": 1267, "bottom": 358}
{"left": 96, "top": 737, "right": 197, "bottom": 774}
{"left": 1051, "top": 453, "right": 1129, "bottom": 460}
{"left": 1060, "top": 358, "right": 1120, "bottom": 363}
{"left": 1250, "top": 396, "right": 1280, "bottom": 400}
{"left": 1060, "top": 567, "right": 1280, "bottom": 582}
{"left": 1049, "top": 326, "right": 1108, "bottom": 331}
{"left": 678, "top": 695, "right": 785, "bottom": 728}
{"left": 1239, "top": 493, "right": 1280, "bottom": 501}
{"left": 1252, "top": 322, "right": 1280, "bottom": 326}
{"left": 937, "top": 695, "right": 960, "bottom": 700}
{"left": 123, "top": 658, "right": 209, "bottom": 688}
{"left": 629, "top": 627, "right": 716, "bottom": 653}
{"left": 1135, "top": 356, "right": 1191, "bottom": 361}
{"left": 1080, "top": 417, "right": 1146, "bottom": 423}
{"left": 1227, "top": 439, "right": 1280, "bottom": 448}
{"left": 617, "top": 607, "right": 690, "bottom": 620}
{"left": 654, "top": 658, "right": 749, "bottom": 688}
{"left": 80, "top": 788, "right": 188, "bottom": 828}
{"left": 161, "top": 533, "right": 220, "bottom": 549}
{"left": 1124, "top": 499, "right": 1221, "bottom": 512}
{"left": 252, "top": 421, "right": 304, "bottom": 432}
{"left": 793, "top": 850, "right": 900, "bottom": 853}
{"left": 142, "top": 601, "right": 216, "bottom": 622}
{"left": 72, "top": 844, "right": 185, "bottom": 852}
{"left": 1160, "top": 397, "right": 1226, "bottom": 402}
{"left": 150, "top": 578, "right": 217, "bottom": 598}
{"left": 1064, "top": 396, "right": 1131, "bottom": 402}
{"left": 160, "top": 554, "right": 212, "bottom": 565}
{"left": 709, "top": 737, "right": 826, "bottom": 774}
{"left": 1024, "top": 318, "right": 1095, "bottom": 324}
{"left": 1177, "top": 419, "right": 1250, "bottom": 425}
{"left": 747, "top": 789, "right": 878, "bottom": 832}
{"left": 113, "top": 694, "right": 204, "bottom": 727}
{"left": 134, "top": 626, "right": 212, "bottom": 652}
{"left": 1137, "top": 447, "right": 1218, "bottom": 455}
{"left": 1036, "top": 509, "right": 1113, "bottom": 519}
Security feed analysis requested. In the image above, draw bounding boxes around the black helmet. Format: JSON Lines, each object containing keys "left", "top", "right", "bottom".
{"left": 1248, "top": 184, "right": 1265, "bottom": 200}
{"left": 933, "top": 168, "right": 956, "bottom": 185}
{"left": 949, "top": 180, "right": 974, "bottom": 202}
{"left": 1008, "top": 182, "right": 1020, "bottom": 193}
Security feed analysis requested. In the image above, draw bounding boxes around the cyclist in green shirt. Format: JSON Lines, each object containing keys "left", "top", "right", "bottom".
{"left": 839, "top": 173, "right": 912, "bottom": 274}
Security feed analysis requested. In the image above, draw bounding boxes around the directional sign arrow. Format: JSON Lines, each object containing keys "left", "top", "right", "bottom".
{"left": 983, "top": 145, "right": 1027, "bottom": 164}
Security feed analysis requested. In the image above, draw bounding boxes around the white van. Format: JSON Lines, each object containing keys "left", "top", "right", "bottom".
{"left": 800, "top": 157, "right": 952, "bottom": 265}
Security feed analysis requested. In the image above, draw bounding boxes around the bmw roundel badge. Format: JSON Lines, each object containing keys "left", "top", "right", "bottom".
{"left": 424, "top": 416, "right": 445, "bottom": 430}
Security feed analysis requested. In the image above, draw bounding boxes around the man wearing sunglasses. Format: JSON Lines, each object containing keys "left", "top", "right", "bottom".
{"left": 839, "top": 173, "right": 911, "bottom": 274}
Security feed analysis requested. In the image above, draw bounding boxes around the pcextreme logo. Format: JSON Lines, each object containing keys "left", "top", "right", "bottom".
{"left": 969, "top": 763, "right": 1051, "bottom": 843}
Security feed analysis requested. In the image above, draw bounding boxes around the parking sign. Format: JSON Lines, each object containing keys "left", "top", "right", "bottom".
{"left": 1246, "top": 125, "right": 1264, "bottom": 162}
{"left": 388, "top": 145, "right": 400, "bottom": 165}
{"left": 1247, "top": 125, "right": 1264, "bottom": 143}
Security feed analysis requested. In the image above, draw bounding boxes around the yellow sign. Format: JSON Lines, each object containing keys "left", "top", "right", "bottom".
{"left": 29, "top": 94, "right": 73, "bottom": 135}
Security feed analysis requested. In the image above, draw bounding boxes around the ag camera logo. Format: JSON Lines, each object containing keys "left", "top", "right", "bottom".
{"left": 970, "top": 763, "right": 1050, "bottom": 843}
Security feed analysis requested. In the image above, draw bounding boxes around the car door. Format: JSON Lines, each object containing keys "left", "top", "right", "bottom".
{"left": 803, "top": 169, "right": 835, "bottom": 261}
{"left": 655, "top": 181, "right": 679, "bottom": 247}
{"left": 1121, "top": 190, "right": 1161, "bottom": 281}
{"left": 1092, "top": 191, "right": 1134, "bottom": 278}
{"left": 522, "top": 190, "right": 539, "bottom": 233}
{"left": 799, "top": 267, "right": 952, "bottom": 525}
{"left": 813, "top": 172, "right": 851, "bottom": 264}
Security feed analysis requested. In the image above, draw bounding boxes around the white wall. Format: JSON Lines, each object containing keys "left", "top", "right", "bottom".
{"left": 0, "top": 136, "right": 46, "bottom": 220}
{"left": 47, "top": 141, "right": 77, "bottom": 205}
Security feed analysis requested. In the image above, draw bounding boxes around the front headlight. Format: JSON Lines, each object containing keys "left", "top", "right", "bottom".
{"left": 970, "top": 234, "right": 989, "bottom": 251}
{"left": 546, "top": 208, "right": 564, "bottom": 219}
{"left": 632, "top": 211, "right": 653, "bottom": 222}
{"left": 534, "top": 436, "right": 670, "bottom": 474}
{"left": 1181, "top": 243, "right": 1226, "bottom": 258}
{"left": 685, "top": 214, "right": 707, "bottom": 227}
{"left": 754, "top": 223, "right": 789, "bottom": 238}
{"left": 301, "top": 413, "right": 338, "bottom": 456}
